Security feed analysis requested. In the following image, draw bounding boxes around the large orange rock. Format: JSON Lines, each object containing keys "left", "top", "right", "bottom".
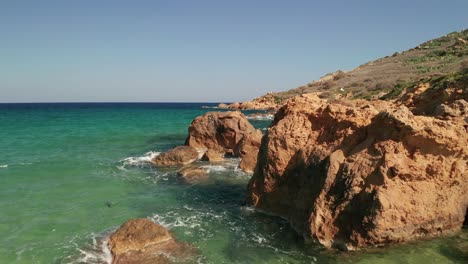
{"left": 186, "top": 111, "right": 257, "bottom": 152}
{"left": 185, "top": 111, "right": 263, "bottom": 173}
{"left": 108, "top": 218, "right": 196, "bottom": 264}
{"left": 234, "top": 130, "right": 263, "bottom": 173}
{"left": 247, "top": 94, "right": 468, "bottom": 250}
{"left": 151, "top": 146, "right": 199, "bottom": 166}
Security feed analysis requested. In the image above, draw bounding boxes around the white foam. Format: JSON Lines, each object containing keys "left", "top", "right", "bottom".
{"left": 0, "top": 164, "right": 8, "bottom": 168}
{"left": 247, "top": 114, "right": 274, "bottom": 120}
{"left": 120, "top": 151, "right": 160, "bottom": 167}
{"left": 200, "top": 165, "right": 228, "bottom": 172}
{"left": 71, "top": 233, "right": 112, "bottom": 264}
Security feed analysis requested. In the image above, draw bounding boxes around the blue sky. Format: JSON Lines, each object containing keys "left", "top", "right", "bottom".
{"left": 1, "top": 0, "right": 467, "bottom": 102}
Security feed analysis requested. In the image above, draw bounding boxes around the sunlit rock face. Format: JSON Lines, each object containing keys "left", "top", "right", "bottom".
{"left": 247, "top": 94, "right": 468, "bottom": 250}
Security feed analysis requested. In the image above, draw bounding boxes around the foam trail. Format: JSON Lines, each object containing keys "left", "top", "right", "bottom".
{"left": 120, "top": 151, "right": 160, "bottom": 167}
{"left": 0, "top": 164, "right": 8, "bottom": 168}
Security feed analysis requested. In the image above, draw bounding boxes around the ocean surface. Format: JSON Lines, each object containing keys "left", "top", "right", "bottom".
{"left": 0, "top": 103, "right": 466, "bottom": 264}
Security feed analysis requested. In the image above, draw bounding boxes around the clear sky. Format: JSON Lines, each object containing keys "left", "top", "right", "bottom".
{"left": 1, "top": 0, "right": 467, "bottom": 103}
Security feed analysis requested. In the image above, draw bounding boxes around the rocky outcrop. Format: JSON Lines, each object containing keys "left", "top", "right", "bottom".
{"left": 186, "top": 111, "right": 256, "bottom": 152}
{"left": 201, "top": 149, "right": 225, "bottom": 162}
{"left": 151, "top": 146, "right": 199, "bottom": 166}
{"left": 234, "top": 130, "right": 263, "bottom": 174}
{"left": 186, "top": 111, "right": 263, "bottom": 173}
{"left": 108, "top": 218, "right": 196, "bottom": 264}
{"left": 219, "top": 93, "right": 281, "bottom": 110}
{"left": 247, "top": 93, "right": 468, "bottom": 250}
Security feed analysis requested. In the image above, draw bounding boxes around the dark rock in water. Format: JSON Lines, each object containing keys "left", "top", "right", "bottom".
{"left": 177, "top": 167, "right": 208, "bottom": 184}
{"left": 108, "top": 218, "right": 198, "bottom": 264}
{"left": 105, "top": 201, "right": 112, "bottom": 208}
{"left": 151, "top": 146, "right": 199, "bottom": 166}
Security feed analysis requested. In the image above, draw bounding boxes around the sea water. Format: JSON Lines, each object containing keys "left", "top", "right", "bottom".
{"left": 0, "top": 103, "right": 466, "bottom": 264}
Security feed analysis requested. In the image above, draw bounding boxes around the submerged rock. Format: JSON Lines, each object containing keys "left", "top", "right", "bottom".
{"left": 108, "top": 218, "right": 197, "bottom": 264}
{"left": 247, "top": 93, "right": 468, "bottom": 250}
{"left": 151, "top": 146, "right": 199, "bottom": 166}
{"left": 177, "top": 167, "right": 208, "bottom": 183}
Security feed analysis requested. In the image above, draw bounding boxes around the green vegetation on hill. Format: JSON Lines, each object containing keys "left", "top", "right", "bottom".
{"left": 253, "top": 29, "right": 468, "bottom": 104}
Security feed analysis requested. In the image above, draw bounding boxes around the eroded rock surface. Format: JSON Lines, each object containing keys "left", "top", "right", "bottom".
{"left": 151, "top": 146, "right": 199, "bottom": 166}
{"left": 201, "top": 149, "right": 225, "bottom": 162}
{"left": 108, "top": 218, "right": 197, "bottom": 264}
{"left": 234, "top": 130, "right": 263, "bottom": 174}
{"left": 186, "top": 111, "right": 263, "bottom": 173}
{"left": 247, "top": 93, "right": 468, "bottom": 250}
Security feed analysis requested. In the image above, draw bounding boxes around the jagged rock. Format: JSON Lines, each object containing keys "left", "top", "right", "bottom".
{"left": 247, "top": 93, "right": 468, "bottom": 250}
{"left": 234, "top": 130, "right": 263, "bottom": 174}
{"left": 201, "top": 149, "right": 225, "bottom": 162}
{"left": 151, "top": 146, "right": 199, "bottom": 166}
{"left": 434, "top": 99, "right": 467, "bottom": 119}
{"left": 185, "top": 111, "right": 257, "bottom": 152}
{"left": 177, "top": 167, "right": 208, "bottom": 183}
{"left": 108, "top": 218, "right": 197, "bottom": 264}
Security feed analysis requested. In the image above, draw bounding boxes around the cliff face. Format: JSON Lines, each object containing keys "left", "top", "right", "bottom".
{"left": 247, "top": 94, "right": 467, "bottom": 250}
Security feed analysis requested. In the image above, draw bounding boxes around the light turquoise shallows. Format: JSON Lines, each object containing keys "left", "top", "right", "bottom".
{"left": 0, "top": 103, "right": 466, "bottom": 264}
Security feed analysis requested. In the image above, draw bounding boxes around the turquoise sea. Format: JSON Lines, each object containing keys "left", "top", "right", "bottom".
{"left": 0, "top": 103, "right": 466, "bottom": 264}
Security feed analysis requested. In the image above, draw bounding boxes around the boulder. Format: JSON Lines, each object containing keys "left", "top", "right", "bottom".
{"left": 151, "top": 146, "right": 199, "bottom": 166}
{"left": 234, "top": 130, "right": 263, "bottom": 173}
{"left": 177, "top": 167, "right": 208, "bottom": 183}
{"left": 185, "top": 111, "right": 257, "bottom": 152}
{"left": 247, "top": 93, "right": 468, "bottom": 250}
{"left": 108, "top": 218, "right": 196, "bottom": 264}
{"left": 201, "top": 149, "right": 225, "bottom": 162}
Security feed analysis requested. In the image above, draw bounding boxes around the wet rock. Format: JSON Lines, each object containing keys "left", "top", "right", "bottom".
{"left": 247, "top": 93, "right": 468, "bottom": 250}
{"left": 177, "top": 167, "right": 208, "bottom": 183}
{"left": 108, "top": 218, "right": 197, "bottom": 264}
{"left": 201, "top": 149, "right": 225, "bottom": 162}
{"left": 151, "top": 146, "right": 199, "bottom": 166}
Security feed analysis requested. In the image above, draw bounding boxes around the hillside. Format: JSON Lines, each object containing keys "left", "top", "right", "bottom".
{"left": 221, "top": 29, "right": 468, "bottom": 110}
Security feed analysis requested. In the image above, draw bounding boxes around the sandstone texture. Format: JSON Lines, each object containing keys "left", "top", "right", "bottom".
{"left": 201, "top": 149, "right": 225, "bottom": 162}
{"left": 186, "top": 111, "right": 263, "bottom": 173}
{"left": 247, "top": 93, "right": 468, "bottom": 250}
{"left": 108, "top": 218, "right": 196, "bottom": 264}
{"left": 234, "top": 130, "right": 263, "bottom": 174}
{"left": 151, "top": 146, "right": 199, "bottom": 166}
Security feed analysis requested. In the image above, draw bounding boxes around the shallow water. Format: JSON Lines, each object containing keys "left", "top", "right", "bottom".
{"left": 0, "top": 103, "right": 466, "bottom": 264}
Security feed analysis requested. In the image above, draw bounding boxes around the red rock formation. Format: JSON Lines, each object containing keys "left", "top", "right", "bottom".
{"left": 201, "top": 149, "right": 225, "bottom": 162}
{"left": 247, "top": 94, "right": 468, "bottom": 250}
{"left": 234, "top": 130, "right": 263, "bottom": 174}
{"left": 108, "top": 218, "right": 197, "bottom": 264}
{"left": 186, "top": 111, "right": 263, "bottom": 173}
{"left": 151, "top": 146, "right": 199, "bottom": 166}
